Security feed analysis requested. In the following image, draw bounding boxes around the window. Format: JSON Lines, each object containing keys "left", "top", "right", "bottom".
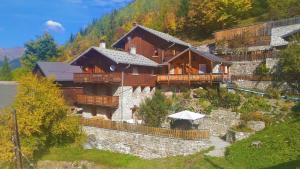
{"left": 153, "top": 49, "right": 159, "bottom": 57}
{"left": 132, "top": 67, "right": 139, "bottom": 75}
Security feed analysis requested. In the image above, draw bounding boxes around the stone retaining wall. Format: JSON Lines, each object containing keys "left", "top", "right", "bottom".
{"left": 198, "top": 110, "right": 240, "bottom": 136}
{"left": 83, "top": 126, "right": 210, "bottom": 159}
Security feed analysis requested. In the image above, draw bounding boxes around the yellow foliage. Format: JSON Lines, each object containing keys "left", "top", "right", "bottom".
{"left": 0, "top": 74, "right": 81, "bottom": 162}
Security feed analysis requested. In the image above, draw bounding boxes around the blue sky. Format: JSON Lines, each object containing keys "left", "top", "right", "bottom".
{"left": 0, "top": 0, "right": 133, "bottom": 48}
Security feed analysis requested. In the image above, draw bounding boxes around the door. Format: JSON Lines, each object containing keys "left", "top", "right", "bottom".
{"left": 199, "top": 64, "right": 207, "bottom": 74}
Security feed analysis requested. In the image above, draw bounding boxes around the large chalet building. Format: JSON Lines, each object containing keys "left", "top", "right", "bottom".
{"left": 35, "top": 24, "right": 231, "bottom": 121}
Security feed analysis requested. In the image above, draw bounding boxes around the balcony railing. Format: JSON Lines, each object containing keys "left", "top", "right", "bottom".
{"left": 74, "top": 73, "right": 157, "bottom": 87}
{"left": 157, "top": 74, "right": 229, "bottom": 84}
{"left": 74, "top": 73, "right": 122, "bottom": 84}
{"left": 76, "top": 95, "right": 119, "bottom": 108}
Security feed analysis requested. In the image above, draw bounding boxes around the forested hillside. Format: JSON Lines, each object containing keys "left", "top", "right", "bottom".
{"left": 60, "top": 0, "right": 300, "bottom": 61}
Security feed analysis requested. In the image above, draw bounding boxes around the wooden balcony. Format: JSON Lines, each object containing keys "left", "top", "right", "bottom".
{"left": 157, "top": 74, "right": 230, "bottom": 84}
{"left": 76, "top": 95, "right": 119, "bottom": 108}
{"left": 74, "top": 73, "right": 157, "bottom": 87}
{"left": 74, "top": 73, "right": 122, "bottom": 84}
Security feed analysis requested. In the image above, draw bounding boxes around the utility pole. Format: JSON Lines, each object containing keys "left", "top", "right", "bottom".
{"left": 12, "top": 109, "right": 23, "bottom": 169}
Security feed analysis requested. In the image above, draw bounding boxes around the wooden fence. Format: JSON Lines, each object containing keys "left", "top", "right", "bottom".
{"left": 81, "top": 118, "right": 209, "bottom": 140}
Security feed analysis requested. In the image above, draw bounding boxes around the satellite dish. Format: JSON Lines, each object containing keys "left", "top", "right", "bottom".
{"left": 110, "top": 65, "right": 116, "bottom": 72}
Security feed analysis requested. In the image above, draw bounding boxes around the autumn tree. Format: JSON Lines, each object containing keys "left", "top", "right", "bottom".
{"left": 183, "top": 0, "right": 252, "bottom": 38}
{"left": 21, "top": 33, "right": 60, "bottom": 70}
{"left": 0, "top": 74, "right": 81, "bottom": 162}
{"left": 0, "top": 56, "right": 13, "bottom": 81}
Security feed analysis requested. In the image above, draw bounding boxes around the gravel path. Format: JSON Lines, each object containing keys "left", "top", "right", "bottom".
{"left": 206, "top": 136, "right": 230, "bottom": 157}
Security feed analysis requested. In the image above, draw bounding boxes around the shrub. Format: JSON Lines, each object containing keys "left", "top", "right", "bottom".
{"left": 199, "top": 99, "right": 213, "bottom": 114}
{"left": 193, "top": 88, "right": 208, "bottom": 98}
{"left": 221, "top": 92, "right": 241, "bottom": 110}
{"left": 292, "top": 101, "right": 300, "bottom": 118}
{"left": 255, "top": 62, "right": 270, "bottom": 76}
{"left": 266, "top": 87, "right": 281, "bottom": 99}
{"left": 239, "top": 96, "right": 272, "bottom": 114}
{"left": 139, "top": 90, "right": 170, "bottom": 127}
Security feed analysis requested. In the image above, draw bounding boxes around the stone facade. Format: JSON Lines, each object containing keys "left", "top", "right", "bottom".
{"left": 81, "top": 85, "right": 155, "bottom": 122}
{"left": 198, "top": 110, "right": 240, "bottom": 136}
{"left": 112, "top": 86, "right": 155, "bottom": 121}
{"left": 83, "top": 126, "right": 210, "bottom": 159}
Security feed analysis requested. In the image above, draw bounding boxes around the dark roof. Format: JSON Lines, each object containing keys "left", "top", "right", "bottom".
{"left": 36, "top": 62, "right": 82, "bottom": 82}
{"left": 71, "top": 47, "right": 158, "bottom": 67}
{"left": 165, "top": 47, "right": 231, "bottom": 65}
{"left": 112, "top": 24, "right": 191, "bottom": 48}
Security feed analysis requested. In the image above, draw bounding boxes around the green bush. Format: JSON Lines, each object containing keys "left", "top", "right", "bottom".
{"left": 292, "top": 101, "right": 300, "bottom": 118}
{"left": 193, "top": 88, "right": 208, "bottom": 98}
{"left": 266, "top": 87, "right": 281, "bottom": 99}
{"left": 199, "top": 99, "right": 213, "bottom": 114}
{"left": 239, "top": 96, "right": 272, "bottom": 114}
{"left": 255, "top": 62, "right": 270, "bottom": 76}
{"left": 221, "top": 92, "right": 241, "bottom": 110}
{"left": 139, "top": 90, "right": 170, "bottom": 127}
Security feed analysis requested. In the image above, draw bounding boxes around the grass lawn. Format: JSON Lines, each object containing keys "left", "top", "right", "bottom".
{"left": 226, "top": 118, "right": 300, "bottom": 169}
{"left": 40, "top": 118, "right": 300, "bottom": 169}
{"left": 40, "top": 146, "right": 235, "bottom": 169}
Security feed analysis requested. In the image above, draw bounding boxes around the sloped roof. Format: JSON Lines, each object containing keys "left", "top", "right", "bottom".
{"left": 36, "top": 62, "right": 82, "bottom": 82}
{"left": 165, "top": 47, "right": 231, "bottom": 65}
{"left": 112, "top": 24, "right": 191, "bottom": 48}
{"left": 71, "top": 47, "right": 158, "bottom": 67}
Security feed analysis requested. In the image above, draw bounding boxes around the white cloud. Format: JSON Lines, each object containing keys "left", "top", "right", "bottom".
{"left": 45, "top": 20, "right": 65, "bottom": 32}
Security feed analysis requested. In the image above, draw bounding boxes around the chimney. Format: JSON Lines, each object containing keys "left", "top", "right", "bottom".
{"left": 130, "top": 47, "right": 137, "bottom": 55}
{"left": 99, "top": 41, "right": 106, "bottom": 49}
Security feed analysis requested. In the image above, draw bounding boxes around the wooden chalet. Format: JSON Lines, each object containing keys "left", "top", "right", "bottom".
{"left": 35, "top": 24, "right": 231, "bottom": 121}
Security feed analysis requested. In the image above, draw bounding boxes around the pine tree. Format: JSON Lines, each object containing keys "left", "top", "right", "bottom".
{"left": 0, "top": 56, "right": 13, "bottom": 81}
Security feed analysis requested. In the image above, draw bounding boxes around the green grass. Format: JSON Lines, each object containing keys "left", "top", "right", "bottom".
{"left": 41, "top": 146, "right": 234, "bottom": 169}
{"left": 226, "top": 119, "right": 300, "bottom": 169}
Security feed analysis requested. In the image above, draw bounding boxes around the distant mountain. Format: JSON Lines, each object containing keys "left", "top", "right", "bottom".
{"left": 0, "top": 47, "right": 24, "bottom": 69}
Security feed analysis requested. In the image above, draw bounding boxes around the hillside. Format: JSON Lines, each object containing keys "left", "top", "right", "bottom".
{"left": 60, "top": 0, "right": 300, "bottom": 62}
{"left": 0, "top": 47, "right": 24, "bottom": 68}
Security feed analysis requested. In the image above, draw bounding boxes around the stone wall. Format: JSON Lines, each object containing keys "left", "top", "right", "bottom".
{"left": 198, "top": 110, "right": 240, "bottom": 136}
{"left": 230, "top": 58, "right": 278, "bottom": 76}
{"left": 234, "top": 80, "right": 272, "bottom": 91}
{"left": 83, "top": 126, "right": 210, "bottom": 159}
{"left": 230, "top": 59, "right": 278, "bottom": 91}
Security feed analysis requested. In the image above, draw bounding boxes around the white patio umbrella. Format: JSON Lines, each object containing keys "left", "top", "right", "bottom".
{"left": 168, "top": 110, "right": 205, "bottom": 121}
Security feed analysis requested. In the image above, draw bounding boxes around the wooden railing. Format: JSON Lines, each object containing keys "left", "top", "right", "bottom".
{"left": 82, "top": 118, "right": 209, "bottom": 140}
{"left": 76, "top": 95, "right": 119, "bottom": 108}
{"left": 157, "top": 74, "right": 230, "bottom": 84}
{"left": 74, "top": 73, "right": 122, "bottom": 84}
{"left": 74, "top": 73, "right": 157, "bottom": 87}
{"left": 124, "top": 74, "right": 156, "bottom": 87}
